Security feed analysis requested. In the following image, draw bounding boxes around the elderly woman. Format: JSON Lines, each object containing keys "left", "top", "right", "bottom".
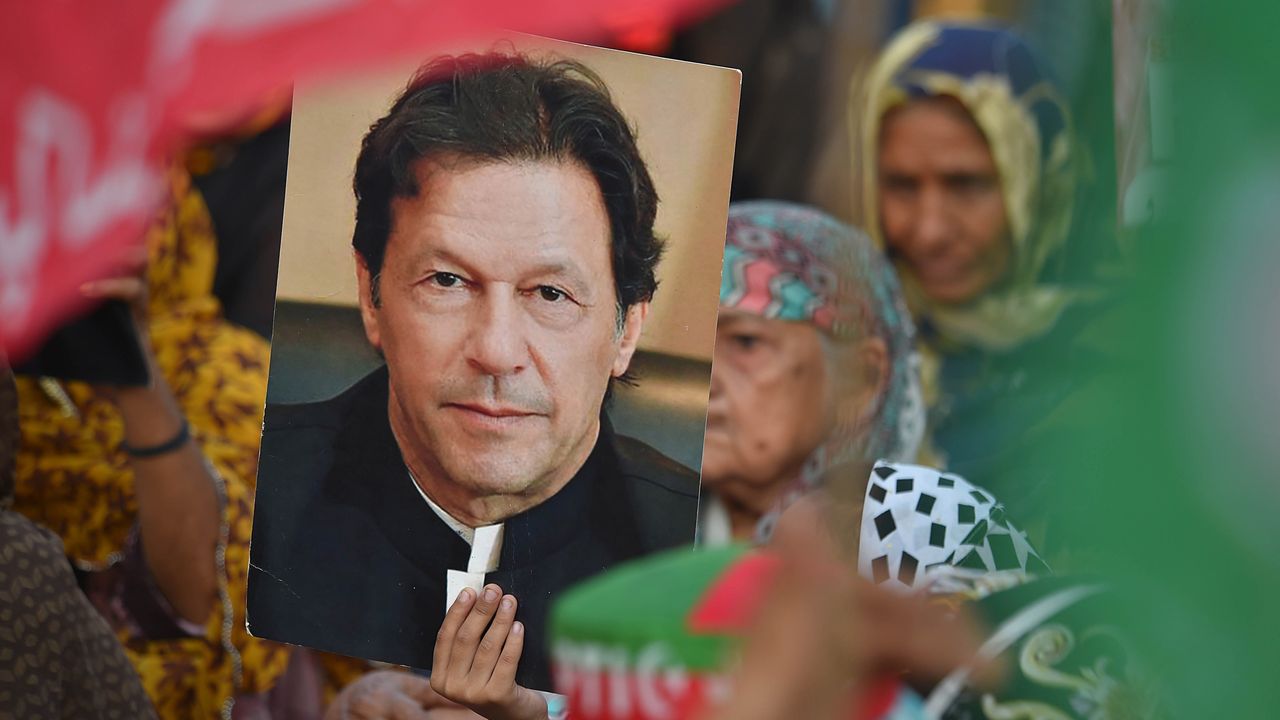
{"left": 699, "top": 200, "right": 923, "bottom": 544}
{"left": 699, "top": 201, "right": 1044, "bottom": 586}
{"left": 851, "top": 21, "right": 1102, "bottom": 523}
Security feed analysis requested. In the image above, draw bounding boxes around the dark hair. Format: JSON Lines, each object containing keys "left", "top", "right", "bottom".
{"left": 352, "top": 52, "right": 664, "bottom": 318}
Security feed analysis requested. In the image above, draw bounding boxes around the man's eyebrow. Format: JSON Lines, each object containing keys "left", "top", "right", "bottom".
{"left": 405, "top": 246, "right": 478, "bottom": 274}
{"left": 525, "top": 260, "right": 590, "bottom": 287}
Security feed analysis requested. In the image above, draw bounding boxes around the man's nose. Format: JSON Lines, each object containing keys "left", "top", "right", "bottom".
{"left": 465, "top": 291, "right": 528, "bottom": 377}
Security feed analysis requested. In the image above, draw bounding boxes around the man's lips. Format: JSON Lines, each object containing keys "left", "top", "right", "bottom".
{"left": 445, "top": 402, "right": 540, "bottom": 419}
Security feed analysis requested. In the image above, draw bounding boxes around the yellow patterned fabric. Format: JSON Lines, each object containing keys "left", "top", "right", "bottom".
{"left": 11, "top": 170, "right": 291, "bottom": 719}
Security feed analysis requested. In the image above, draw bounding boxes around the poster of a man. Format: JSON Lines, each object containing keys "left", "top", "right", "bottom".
{"left": 247, "top": 37, "right": 739, "bottom": 697}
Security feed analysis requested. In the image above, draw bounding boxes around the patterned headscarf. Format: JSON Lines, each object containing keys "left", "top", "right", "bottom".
{"left": 852, "top": 21, "right": 1079, "bottom": 351}
{"left": 721, "top": 200, "right": 925, "bottom": 468}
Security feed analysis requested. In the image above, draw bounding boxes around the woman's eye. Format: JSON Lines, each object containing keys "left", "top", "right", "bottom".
{"left": 881, "top": 175, "right": 918, "bottom": 195}
{"left": 538, "top": 285, "right": 567, "bottom": 302}
{"left": 431, "top": 272, "right": 462, "bottom": 288}
{"left": 948, "top": 174, "right": 996, "bottom": 194}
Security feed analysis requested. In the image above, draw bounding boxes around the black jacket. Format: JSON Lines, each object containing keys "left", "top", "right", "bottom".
{"left": 247, "top": 366, "right": 698, "bottom": 690}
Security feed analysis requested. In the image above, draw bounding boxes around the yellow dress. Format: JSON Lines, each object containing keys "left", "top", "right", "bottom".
{"left": 12, "top": 170, "right": 365, "bottom": 719}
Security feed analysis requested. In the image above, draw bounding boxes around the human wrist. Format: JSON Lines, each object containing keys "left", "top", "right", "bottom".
{"left": 479, "top": 687, "right": 548, "bottom": 720}
{"left": 121, "top": 418, "right": 190, "bottom": 458}
{"left": 113, "top": 385, "right": 189, "bottom": 453}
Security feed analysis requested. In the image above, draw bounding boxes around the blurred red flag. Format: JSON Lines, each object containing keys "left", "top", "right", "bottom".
{"left": 0, "top": 0, "right": 727, "bottom": 359}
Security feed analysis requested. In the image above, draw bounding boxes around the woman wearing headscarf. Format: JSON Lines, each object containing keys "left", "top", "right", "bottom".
{"left": 851, "top": 20, "right": 1106, "bottom": 525}
{"left": 699, "top": 201, "right": 1044, "bottom": 586}
{"left": 699, "top": 200, "right": 918, "bottom": 543}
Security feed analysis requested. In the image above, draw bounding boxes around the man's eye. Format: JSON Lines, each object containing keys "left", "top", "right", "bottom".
{"left": 538, "top": 285, "right": 567, "bottom": 302}
{"left": 732, "top": 334, "right": 759, "bottom": 350}
{"left": 430, "top": 272, "right": 463, "bottom": 288}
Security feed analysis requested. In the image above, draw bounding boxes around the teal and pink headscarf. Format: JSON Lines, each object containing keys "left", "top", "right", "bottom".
{"left": 720, "top": 200, "right": 924, "bottom": 466}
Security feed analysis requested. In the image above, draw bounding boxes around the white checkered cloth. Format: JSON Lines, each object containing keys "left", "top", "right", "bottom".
{"left": 857, "top": 461, "right": 1049, "bottom": 594}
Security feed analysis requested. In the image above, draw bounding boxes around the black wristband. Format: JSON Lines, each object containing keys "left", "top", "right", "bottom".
{"left": 121, "top": 419, "right": 190, "bottom": 458}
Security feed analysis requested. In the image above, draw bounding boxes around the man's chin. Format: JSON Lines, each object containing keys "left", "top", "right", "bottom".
{"left": 439, "top": 456, "right": 546, "bottom": 498}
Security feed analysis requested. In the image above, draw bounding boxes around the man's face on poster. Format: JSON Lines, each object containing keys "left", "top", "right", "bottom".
{"left": 357, "top": 156, "right": 645, "bottom": 501}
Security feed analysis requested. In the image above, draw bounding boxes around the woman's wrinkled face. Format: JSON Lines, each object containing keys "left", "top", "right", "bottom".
{"left": 701, "top": 311, "right": 836, "bottom": 502}
{"left": 878, "top": 97, "right": 1012, "bottom": 305}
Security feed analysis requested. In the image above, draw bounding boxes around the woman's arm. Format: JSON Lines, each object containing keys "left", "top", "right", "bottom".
{"left": 114, "top": 374, "right": 221, "bottom": 625}
{"left": 87, "top": 275, "right": 222, "bottom": 626}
